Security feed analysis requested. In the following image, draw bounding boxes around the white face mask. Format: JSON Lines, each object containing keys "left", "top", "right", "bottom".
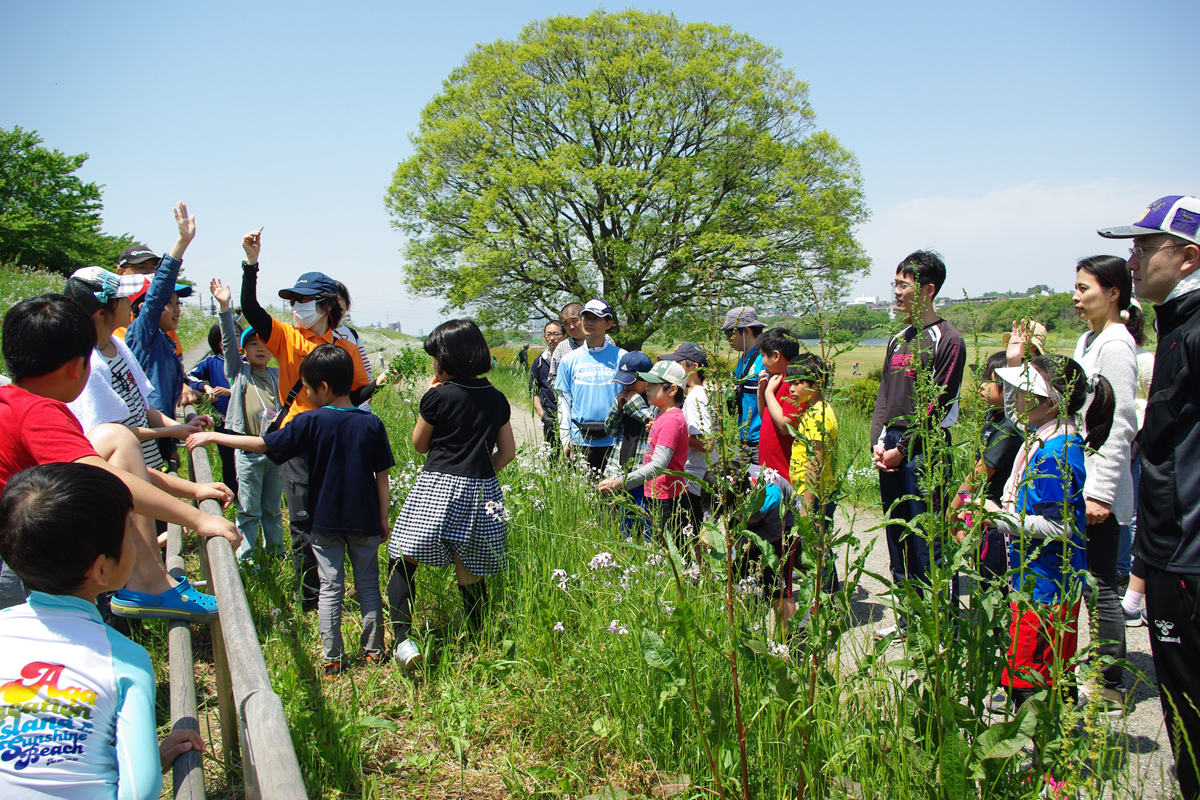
{"left": 292, "top": 300, "right": 323, "bottom": 330}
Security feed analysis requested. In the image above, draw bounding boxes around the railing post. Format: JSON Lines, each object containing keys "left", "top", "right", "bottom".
{"left": 190, "top": 449, "right": 241, "bottom": 770}
{"left": 166, "top": 522, "right": 206, "bottom": 800}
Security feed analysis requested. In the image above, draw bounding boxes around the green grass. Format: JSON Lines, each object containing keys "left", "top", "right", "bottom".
{"left": 0, "top": 264, "right": 210, "bottom": 358}
{"left": 172, "top": 363, "right": 1153, "bottom": 799}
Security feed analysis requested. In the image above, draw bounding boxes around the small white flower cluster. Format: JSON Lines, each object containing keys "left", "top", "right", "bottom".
{"left": 620, "top": 565, "right": 639, "bottom": 590}
{"left": 551, "top": 568, "right": 571, "bottom": 591}
{"left": 607, "top": 619, "right": 630, "bottom": 636}
{"left": 736, "top": 575, "right": 759, "bottom": 598}
{"left": 682, "top": 561, "right": 701, "bottom": 581}
{"left": 484, "top": 499, "right": 512, "bottom": 521}
{"left": 768, "top": 641, "right": 789, "bottom": 659}
{"left": 589, "top": 551, "right": 618, "bottom": 571}
{"left": 552, "top": 621, "right": 565, "bottom": 632}
{"left": 660, "top": 600, "right": 675, "bottom": 617}
{"left": 759, "top": 467, "right": 781, "bottom": 486}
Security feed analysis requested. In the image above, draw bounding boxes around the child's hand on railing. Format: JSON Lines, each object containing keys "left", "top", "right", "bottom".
{"left": 195, "top": 482, "right": 234, "bottom": 508}
{"left": 160, "top": 727, "right": 206, "bottom": 772}
{"left": 186, "top": 431, "right": 217, "bottom": 451}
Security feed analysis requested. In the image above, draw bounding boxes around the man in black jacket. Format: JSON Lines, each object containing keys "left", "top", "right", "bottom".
{"left": 1100, "top": 195, "right": 1200, "bottom": 800}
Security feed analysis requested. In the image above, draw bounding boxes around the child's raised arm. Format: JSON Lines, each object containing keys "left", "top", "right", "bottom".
{"left": 762, "top": 374, "right": 798, "bottom": 438}
{"left": 186, "top": 430, "right": 268, "bottom": 454}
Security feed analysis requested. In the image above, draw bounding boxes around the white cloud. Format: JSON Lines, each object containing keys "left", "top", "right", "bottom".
{"left": 852, "top": 180, "right": 1159, "bottom": 299}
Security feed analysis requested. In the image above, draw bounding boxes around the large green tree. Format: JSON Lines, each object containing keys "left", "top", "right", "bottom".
{"left": 386, "top": 9, "right": 869, "bottom": 347}
{"left": 0, "top": 126, "right": 135, "bottom": 275}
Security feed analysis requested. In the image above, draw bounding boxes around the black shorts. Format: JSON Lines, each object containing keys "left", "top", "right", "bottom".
{"left": 740, "top": 530, "right": 795, "bottom": 601}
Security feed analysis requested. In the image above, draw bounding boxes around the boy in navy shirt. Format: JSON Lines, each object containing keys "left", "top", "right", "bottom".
{"left": 188, "top": 345, "right": 394, "bottom": 677}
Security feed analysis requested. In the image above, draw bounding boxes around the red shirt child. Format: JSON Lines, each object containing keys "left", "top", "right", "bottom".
{"left": 758, "top": 377, "right": 801, "bottom": 481}
{"left": 0, "top": 385, "right": 98, "bottom": 494}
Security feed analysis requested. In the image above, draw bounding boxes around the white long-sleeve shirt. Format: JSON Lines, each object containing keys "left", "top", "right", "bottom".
{"left": 1073, "top": 324, "right": 1138, "bottom": 525}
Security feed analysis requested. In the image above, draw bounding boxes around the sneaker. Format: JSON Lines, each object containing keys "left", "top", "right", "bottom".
{"left": 394, "top": 639, "right": 422, "bottom": 670}
{"left": 323, "top": 661, "right": 345, "bottom": 679}
{"left": 985, "top": 690, "right": 1010, "bottom": 713}
{"left": 364, "top": 653, "right": 384, "bottom": 666}
{"left": 1124, "top": 606, "right": 1147, "bottom": 628}
{"left": 110, "top": 576, "right": 219, "bottom": 623}
{"left": 1082, "top": 686, "right": 1130, "bottom": 719}
{"left": 874, "top": 619, "right": 907, "bottom": 642}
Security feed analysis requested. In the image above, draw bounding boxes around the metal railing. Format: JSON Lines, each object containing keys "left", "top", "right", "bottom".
{"left": 165, "top": 429, "right": 307, "bottom": 799}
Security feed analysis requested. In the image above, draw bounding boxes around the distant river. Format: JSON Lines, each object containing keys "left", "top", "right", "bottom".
{"left": 800, "top": 337, "right": 890, "bottom": 347}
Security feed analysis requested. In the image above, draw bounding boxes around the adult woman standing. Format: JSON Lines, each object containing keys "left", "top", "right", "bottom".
{"left": 1072, "top": 254, "right": 1141, "bottom": 718}
{"left": 238, "top": 230, "right": 376, "bottom": 609}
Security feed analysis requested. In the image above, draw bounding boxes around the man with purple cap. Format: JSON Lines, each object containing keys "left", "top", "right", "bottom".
{"left": 1099, "top": 195, "right": 1200, "bottom": 800}
{"left": 555, "top": 299, "right": 627, "bottom": 473}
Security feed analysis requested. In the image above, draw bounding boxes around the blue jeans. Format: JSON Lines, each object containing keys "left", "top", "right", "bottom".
{"left": 878, "top": 428, "right": 948, "bottom": 598}
{"left": 1118, "top": 450, "right": 1141, "bottom": 576}
{"left": 619, "top": 483, "right": 648, "bottom": 541}
{"left": 235, "top": 449, "right": 285, "bottom": 562}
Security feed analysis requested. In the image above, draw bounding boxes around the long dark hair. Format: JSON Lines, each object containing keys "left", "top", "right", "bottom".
{"left": 1030, "top": 354, "right": 1115, "bottom": 449}
{"left": 1076, "top": 255, "right": 1144, "bottom": 341}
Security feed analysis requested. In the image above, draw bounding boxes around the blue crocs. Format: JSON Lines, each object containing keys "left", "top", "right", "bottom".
{"left": 110, "top": 576, "right": 219, "bottom": 623}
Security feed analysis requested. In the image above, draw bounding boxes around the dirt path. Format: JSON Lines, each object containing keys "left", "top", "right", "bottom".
{"left": 839, "top": 504, "right": 1173, "bottom": 798}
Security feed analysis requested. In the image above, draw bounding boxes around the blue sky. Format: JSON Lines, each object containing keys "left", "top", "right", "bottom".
{"left": 3, "top": 1, "right": 1197, "bottom": 331}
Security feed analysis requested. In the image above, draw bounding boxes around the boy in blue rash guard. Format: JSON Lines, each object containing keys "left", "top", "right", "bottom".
{"left": 555, "top": 299, "right": 627, "bottom": 475}
{"left": 0, "top": 463, "right": 204, "bottom": 798}
{"left": 722, "top": 306, "right": 766, "bottom": 464}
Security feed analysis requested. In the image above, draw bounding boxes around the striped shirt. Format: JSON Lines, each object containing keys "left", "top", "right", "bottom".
{"left": 101, "top": 349, "right": 163, "bottom": 470}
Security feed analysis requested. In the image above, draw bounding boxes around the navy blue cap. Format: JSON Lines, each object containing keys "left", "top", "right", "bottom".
{"left": 278, "top": 271, "right": 337, "bottom": 300}
{"left": 612, "top": 350, "right": 653, "bottom": 385}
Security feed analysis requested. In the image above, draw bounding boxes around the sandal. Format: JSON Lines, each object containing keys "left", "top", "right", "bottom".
{"left": 110, "top": 576, "right": 219, "bottom": 623}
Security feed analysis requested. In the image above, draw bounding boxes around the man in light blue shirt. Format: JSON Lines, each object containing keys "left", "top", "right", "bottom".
{"left": 555, "top": 299, "right": 626, "bottom": 474}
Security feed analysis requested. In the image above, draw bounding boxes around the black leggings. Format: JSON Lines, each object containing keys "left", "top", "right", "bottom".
{"left": 386, "top": 558, "right": 488, "bottom": 645}
{"left": 1085, "top": 515, "right": 1126, "bottom": 690}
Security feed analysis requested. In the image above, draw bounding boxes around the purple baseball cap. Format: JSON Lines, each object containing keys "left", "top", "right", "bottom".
{"left": 1098, "top": 195, "right": 1200, "bottom": 245}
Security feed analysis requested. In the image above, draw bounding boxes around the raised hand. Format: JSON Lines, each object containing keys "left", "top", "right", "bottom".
{"left": 210, "top": 278, "right": 232, "bottom": 311}
{"left": 174, "top": 202, "right": 196, "bottom": 243}
{"left": 242, "top": 230, "right": 262, "bottom": 265}
{"left": 1006, "top": 319, "right": 1028, "bottom": 366}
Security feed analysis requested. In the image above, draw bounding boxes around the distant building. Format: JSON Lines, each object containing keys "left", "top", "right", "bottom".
{"left": 848, "top": 295, "right": 879, "bottom": 306}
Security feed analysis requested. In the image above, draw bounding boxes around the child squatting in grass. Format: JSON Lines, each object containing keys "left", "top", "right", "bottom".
{"left": 387, "top": 320, "right": 517, "bottom": 670}
{"left": 187, "top": 344, "right": 395, "bottom": 678}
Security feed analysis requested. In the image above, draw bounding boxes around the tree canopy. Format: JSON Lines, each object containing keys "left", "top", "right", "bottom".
{"left": 386, "top": 9, "right": 869, "bottom": 348}
{"left": 0, "top": 126, "right": 135, "bottom": 275}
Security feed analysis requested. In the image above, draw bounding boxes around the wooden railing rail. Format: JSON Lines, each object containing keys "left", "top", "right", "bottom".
{"left": 167, "top": 425, "right": 307, "bottom": 799}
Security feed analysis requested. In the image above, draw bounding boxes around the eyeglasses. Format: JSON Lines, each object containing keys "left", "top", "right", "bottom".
{"left": 165, "top": 301, "right": 183, "bottom": 309}
{"left": 891, "top": 280, "right": 914, "bottom": 291}
{"left": 1128, "top": 244, "right": 1186, "bottom": 259}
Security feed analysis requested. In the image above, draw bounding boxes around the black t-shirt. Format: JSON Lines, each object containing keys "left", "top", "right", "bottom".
{"left": 420, "top": 378, "right": 511, "bottom": 478}
{"left": 264, "top": 406, "right": 395, "bottom": 538}
{"left": 980, "top": 409, "right": 1020, "bottom": 506}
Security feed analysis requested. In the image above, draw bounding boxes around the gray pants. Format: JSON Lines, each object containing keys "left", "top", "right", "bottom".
{"left": 311, "top": 533, "right": 385, "bottom": 662}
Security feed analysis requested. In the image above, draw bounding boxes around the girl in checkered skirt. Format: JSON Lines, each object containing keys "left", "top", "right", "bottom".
{"left": 387, "top": 320, "right": 516, "bottom": 669}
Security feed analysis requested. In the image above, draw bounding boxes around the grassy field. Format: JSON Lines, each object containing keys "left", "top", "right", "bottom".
{"left": 170, "top": 358, "right": 1152, "bottom": 800}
